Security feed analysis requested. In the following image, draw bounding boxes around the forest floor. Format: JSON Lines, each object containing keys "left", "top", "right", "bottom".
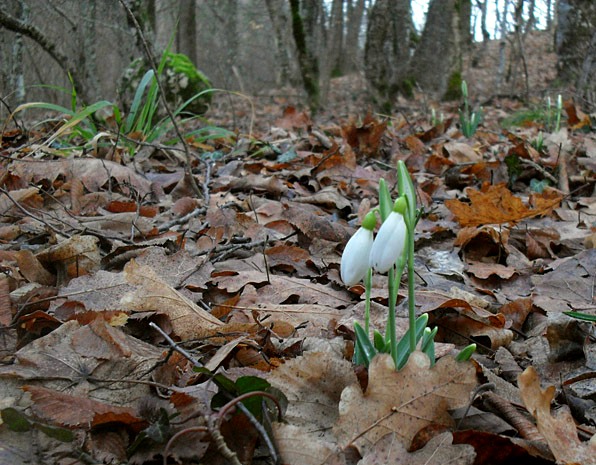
{"left": 0, "top": 32, "right": 595, "bottom": 465}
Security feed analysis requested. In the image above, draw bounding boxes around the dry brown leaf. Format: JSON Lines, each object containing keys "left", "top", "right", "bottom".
{"left": 445, "top": 183, "right": 561, "bottom": 227}
{"left": 23, "top": 385, "right": 146, "bottom": 430}
{"left": 443, "top": 141, "right": 482, "bottom": 163}
{"left": 518, "top": 366, "right": 596, "bottom": 465}
{"left": 8, "top": 158, "right": 153, "bottom": 196}
{"left": 334, "top": 352, "right": 477, "bottom": 455}
{"left": 0, "top": 187, "right": 42, "bottom": 217}
{"left": 36, "top": 235, "right": 101, "bottom": 279}
{"left": 15, "top": 250, "right": 56, "bottom": 286}
{"left": 465, "top": 261, "right": 517, "bottom": 279}
{"left": 359, "top": 432, "right": 476, "bottom": 465}
{"left": 269, "top": 350, "right": 357, "bottom": 464}
{"left": 0, "top": 276, "right": 12, "bottom": 326}
{"left": 342, "top": 113, "right": 387, "bottom": 157}
{"left": 121, "top": 260, "right": 223, "bottom": 339}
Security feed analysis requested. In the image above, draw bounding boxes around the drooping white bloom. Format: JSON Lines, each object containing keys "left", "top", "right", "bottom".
{"left": 340, "top": 213, "right": 376, "bottom": 286}
{"left": 369, "top": 210, "right": 407, "bottom": 273}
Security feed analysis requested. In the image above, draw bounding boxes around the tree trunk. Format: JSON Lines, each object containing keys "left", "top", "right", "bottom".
{"left": 410, "top": 0, "right": 465, "bottom": 100}
{"left": 321, "top": 0, "right": 344, "bottom": 103}
{"left": 0, "top": 6, "right": 90, "bottom": 103}
{"left": 555, "top": 0, "right": 596, "bottom": 107}
{"left": 177, "top": 0, "right": 197, "bottom": 64}
{"left": 81, "top": 0, "right": 99, "bottom": 102}
{"left": 343, "top": 0, "right": 365, "bottom": 73}
{"left": 10, "top": 0, "right": 28, "bottom": 105}
{"left": 289, "top": 0, "right": 321, "bottom": 113}
{"left": 265, "top": 0, "right": 295, "bottom": 86}
{"left": 364, "top": 0, "right": 411, "bottom": 111}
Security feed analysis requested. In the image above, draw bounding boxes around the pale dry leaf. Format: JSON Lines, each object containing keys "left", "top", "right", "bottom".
{"left": 36, "top": 235, "right": 101, "bottom": 278}
{"left": 271, "top": 423, "right": 343, "bottom": 465}
{"left": 518, "top": 366, "right": 596, "bottom": 465}
{"left": 269, "top": 350, "right": 358, "bottom": 465}
{"left": 0, "top": 187, "right": 40, "bottom": 217}
{"left": 359, "top": 432, "right": 476, "bottom": 465}
{"left": 269, "top": 351, "right": 357, "bottom": 429}
{"left": 121, "top": 260, "right": 223, "bottom": 340}
{"left": 443, "top": 141, "right": 482, "bottom": 163}
{"left": 334, "top": 352, "right": 477, "bottom": 456}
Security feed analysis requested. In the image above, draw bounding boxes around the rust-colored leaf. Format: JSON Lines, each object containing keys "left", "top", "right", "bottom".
{"left": 446, "top": 183, "right": 560, "bottom": 227}
{"left": 23, "top": 385, "right": 147, "bottom": 431}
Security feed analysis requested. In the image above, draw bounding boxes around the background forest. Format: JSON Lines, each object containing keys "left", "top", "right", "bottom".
{"left": 1, "top": 2, "right": 596, "bottom": 465}
{"left": 0, "top": 0, "right": 595, "bottom": 118}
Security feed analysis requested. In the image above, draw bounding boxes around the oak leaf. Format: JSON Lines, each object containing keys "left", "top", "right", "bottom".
{"left": 445, "top": 183, "right": 561, "bottom": 227}
{"left": 518, "top": 366, "right": 596, "bottom": 465}
{"left": 334, "top": 352, "right": 477, "bottom": 455}
{"left": 120, "top": 260, "right": 223, "bottom": 340}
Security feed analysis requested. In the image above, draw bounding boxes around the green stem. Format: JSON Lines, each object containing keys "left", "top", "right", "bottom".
{"left": 406, "top": 224, "right": 416, "bottom": 353}
{"left": 364, "top": 268, "right": 372, "bottom": 336}
{"left": 387, "top": 267, "right": 398, "bottom": 364}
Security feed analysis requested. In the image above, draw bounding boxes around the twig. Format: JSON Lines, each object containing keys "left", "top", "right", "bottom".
{"left": 0, "top": 186, "right": 64, "bottom": 235}
{"left": 149, "top": 322, "right": 202, "bottom": 366}
{"left": 118, "top": 0, "right": 204, "bottom": 199}
{"left": 150, "top": 321, "right": 281, "bottom": 464}
{"left": 158, "top": 206, "right": 207, "bottom": 232}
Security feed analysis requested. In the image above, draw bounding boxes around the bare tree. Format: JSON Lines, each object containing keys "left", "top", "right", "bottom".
{"left": 177, "top": 0, "right": 197, "bottom": 64}
{"left": 0, "top": 2, "right": 91, "bottom": 102}
{"left": 265, "top": 0, "right": 296, "bottom": 86}
{"left": 321, "top": 0, "right": 344, "bottom": 103}
{"left": 364, "top": 0, "right": 412, "bottom": 111}
{"left": 410, "top": 0, "right": 468, "bottom": 100}
{"left": 557, "top": 0, "right": 596, "bottom": 110}
{"left": 342, "top": 0, "right": 365, "bottom": 74}
{"left": 289, "top": 0, "right": 321, "bottom": 112}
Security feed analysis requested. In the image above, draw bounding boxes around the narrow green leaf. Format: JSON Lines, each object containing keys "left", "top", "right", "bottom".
{"left": 456, "top": 344, "right": 477, "bottom": 362}
{"left": 564, "top": 311, "right": 596, "bottom": 322}
{"left": 378, "top": 179, "right": 393, "bottom": 221}
{"left": 36, "top": 423, "right": 75, "bottom": 442}
{"left": 1, "top": 408, "right": 32, "bottom": 432}
{"left": 125, "top": 69, "right": 155, "bottom": 133}
{"left": 395, "top": 314, "right": 428, "bottom": 370}
{"left": 421, "top": 327, "right": 438, "bottom": 367}
{"left": 354, "top": 322, "right": 377, "bottom": 367}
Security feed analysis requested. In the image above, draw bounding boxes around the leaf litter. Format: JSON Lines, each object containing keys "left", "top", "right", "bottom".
{"left": 0, "top": 83, "right": 595, "bottom": 464}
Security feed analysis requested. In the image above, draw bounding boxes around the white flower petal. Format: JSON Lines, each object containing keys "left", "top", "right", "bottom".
{"left": 340, "top": 227, "right": 373, "bottom": 285}
{"left": 369, "top": 212, "right": 407, "bottom": 273}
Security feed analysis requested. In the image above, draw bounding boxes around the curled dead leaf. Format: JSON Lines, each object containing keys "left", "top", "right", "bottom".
{"left": 518, "top": 366, "right": 596, "bottom": 465}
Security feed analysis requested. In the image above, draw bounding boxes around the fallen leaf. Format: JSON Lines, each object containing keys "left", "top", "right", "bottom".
{"left": 446, "top": 183, "right": 561, "bottom": 227}
{"left": 23, "top": 385, "right": 146, "bottom": 431}
{"left": 121, "top": 260, "right": 223, "bottom": 339}
{"left": 334, "top": 352, "right": 477, "bottom": 455}
{"left": 360, "top": 431, "right": 475, "bottom": 465}
{"left": 518, "top": 366, "right": 596, "bottom": 465}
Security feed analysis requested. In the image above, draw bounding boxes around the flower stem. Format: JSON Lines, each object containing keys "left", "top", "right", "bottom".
{"left": 406, "top": 223, "right": 416, "bottom": 353}
{"left": 387, "top": 267, "right": 398, "bottom": 364}
{"left": 364, "top": 268, "right": 372, "bottom": 335}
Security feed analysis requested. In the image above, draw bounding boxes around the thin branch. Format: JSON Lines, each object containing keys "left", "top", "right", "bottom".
{"left": 0, "top": 8, "right": 87, "bottom": 102}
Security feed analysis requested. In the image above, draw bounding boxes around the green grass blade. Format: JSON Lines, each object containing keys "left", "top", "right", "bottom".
{"left": 125, "top": 69, "right": 155, "bottom": 133}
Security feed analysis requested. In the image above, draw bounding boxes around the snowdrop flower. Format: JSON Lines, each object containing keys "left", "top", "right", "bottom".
{"left": 369, "top": 197, "right": 407, "bottom": 273}
{"left": 340, "top": 211, "right": 377, "bottom": 286}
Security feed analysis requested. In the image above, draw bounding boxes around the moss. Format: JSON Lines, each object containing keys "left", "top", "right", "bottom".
{"left": 443, "top": 71, "right": 463, "bottom": 101}
{"left": 398, "top": 78, "right": 416, "bottom": 98}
